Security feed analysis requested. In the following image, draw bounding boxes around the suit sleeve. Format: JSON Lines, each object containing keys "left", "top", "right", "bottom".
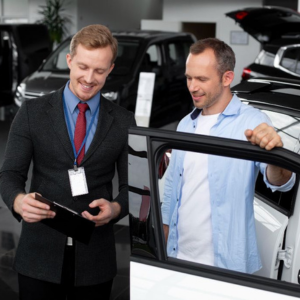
{"left": 0, "top": 102, "right": 33, "bottom": 220}
{"left": 112, "top": 113, "right": 136, "bottom": 221}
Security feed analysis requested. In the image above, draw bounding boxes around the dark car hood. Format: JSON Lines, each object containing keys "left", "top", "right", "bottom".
{"left": 226, "top": 6, "right": 300, "bottom": 45}
{"left": 24, "top": 70, "right": 129, "bottom": 95}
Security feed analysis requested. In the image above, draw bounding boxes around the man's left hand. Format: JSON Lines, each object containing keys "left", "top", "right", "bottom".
{"left": 245, "top": 123, "right": 282, "bottom": 150}
{"left": 82, "top": 199, "right": 121, "bottom": 227}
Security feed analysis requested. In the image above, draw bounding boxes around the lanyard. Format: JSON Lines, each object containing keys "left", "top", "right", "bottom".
{"left": 63, "top": 94, "right": 99, "bottom": 168}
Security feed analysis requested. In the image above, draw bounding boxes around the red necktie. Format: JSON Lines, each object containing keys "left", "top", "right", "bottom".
{"left": 74, "top": 103, "right": 88, "bottom": 165}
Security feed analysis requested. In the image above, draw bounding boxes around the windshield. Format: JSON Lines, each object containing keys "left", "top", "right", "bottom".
{"left": 42, "top": 39, "right": 140, "bottom": 75}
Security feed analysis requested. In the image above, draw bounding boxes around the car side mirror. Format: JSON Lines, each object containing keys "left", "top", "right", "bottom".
{"left": 274, "top": 44, "right": 300, "bottom": 77}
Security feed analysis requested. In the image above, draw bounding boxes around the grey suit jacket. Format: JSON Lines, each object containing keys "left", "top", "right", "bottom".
{"left": 0, "top": 86, "right": 136, "bottom": 286}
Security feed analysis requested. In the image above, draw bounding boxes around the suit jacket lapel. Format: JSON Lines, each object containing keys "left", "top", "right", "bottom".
{"left": 82, "top": 97, "right": 114, "bottom": 164}
{"left": 47, "top": 88, "right": 74, "bottom": 162}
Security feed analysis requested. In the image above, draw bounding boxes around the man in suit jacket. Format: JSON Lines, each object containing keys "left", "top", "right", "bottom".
{"left": 0, "top": 24, "right": 135, "bottom": 300}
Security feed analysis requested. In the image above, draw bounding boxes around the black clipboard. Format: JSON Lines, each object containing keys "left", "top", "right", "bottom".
{"left": 35, "top": 193, "right": 95, "bottom": 245}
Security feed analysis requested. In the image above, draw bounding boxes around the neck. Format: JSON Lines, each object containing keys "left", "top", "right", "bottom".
{"left": 202, "top": 91, "right": 232, "bottom": 116}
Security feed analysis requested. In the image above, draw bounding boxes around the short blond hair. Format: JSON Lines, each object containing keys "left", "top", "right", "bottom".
{"left": 70, "top": 24, "right": 118, "bottom": 64}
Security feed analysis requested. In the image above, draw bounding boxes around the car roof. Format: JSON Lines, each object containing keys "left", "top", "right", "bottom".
{"left": 62, "top": 30, "right": 196, "bottom": 44}
{"left": 112, "top": 30, "right": 194, "bottom": 39}
{"left": 231, "top": 78, "right": 300, "bottom": 113}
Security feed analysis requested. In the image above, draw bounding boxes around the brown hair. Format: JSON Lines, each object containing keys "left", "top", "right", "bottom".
{"left": 190, "top": 38, "right": 235, "bottom": 77}
{"left": 70, "top": 24, "right": 118, "bottom": 64}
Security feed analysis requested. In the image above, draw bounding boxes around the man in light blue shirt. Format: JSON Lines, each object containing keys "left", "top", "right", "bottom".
{"left": 161, "top": 38, "right": 294, "bottom": 274}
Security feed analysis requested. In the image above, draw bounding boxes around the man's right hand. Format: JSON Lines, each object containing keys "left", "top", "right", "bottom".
{"left": 13, "top": 193, "right": 56, "bottom": 223}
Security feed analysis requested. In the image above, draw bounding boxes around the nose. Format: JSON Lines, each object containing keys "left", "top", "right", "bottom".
{"left": 188, "top": 78, "right": 199, "bottom": 93}
{"left": 85, "top": 69, "right": 94, "bottom": 83}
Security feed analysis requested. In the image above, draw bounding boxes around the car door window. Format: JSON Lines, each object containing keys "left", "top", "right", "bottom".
{"left": 0, "top": 30, "right": 13, "bottom": 92}
{"left": 43, "top": 41, "right": 69, "bottom": 71}
{"left": 140, "top": 44, "right": 161, "bottom": 74}
{"left": 167, "top": 41, "right": 190, "bottom": 75}
{"left": 279, "top": 48, "right": 300, "bottom": 75}
{"left": 254, "top": 109, "right": 299, "bottom": 215}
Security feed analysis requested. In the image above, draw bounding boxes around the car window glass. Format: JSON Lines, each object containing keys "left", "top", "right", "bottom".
{"left": 280, "top": 48, "right": 300, "bottom": 75}
{"left": 167, "top": 41, "right": 190, "bottom": 72}
{"left": 0, "top": 30, "right": 13, "bottom": 91}
{"left": 255, "top": 50, "right": 275, "bottom": 67}
{"left": 240, "top": 108, "right": 300, "bottom": 213}
{"left": 112, "top": 41, "right": 140, "bottom": 75}
{"left": 139, "top": 44, "right": 162, "bottom": 74}
{"left": 17, "top": 25, "right": 50, "bottom": 54}
{"left": 42, "top": 40, "right": 141, "bottom": 74}
{"left": 157, "top": 148, "right": 297, "bottom": 281}
{"left": 43, "top": 42, "right": 69, "bottom": 71}
{"left": 261, "top": 110, "right": 300, "bottom": 152}
{"left": 147, "top": 45, "right": 159, "bottom": 65}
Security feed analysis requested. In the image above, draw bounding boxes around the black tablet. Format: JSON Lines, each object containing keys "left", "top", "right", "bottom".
{"left": 35, "top": 193, "right": 95, "bottom": 245}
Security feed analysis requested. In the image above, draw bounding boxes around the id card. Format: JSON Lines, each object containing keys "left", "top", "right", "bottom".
{"left": 68, "top": 167, "right": 89, "bottom": 196}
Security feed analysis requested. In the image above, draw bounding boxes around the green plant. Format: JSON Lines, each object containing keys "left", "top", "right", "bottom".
{"left": 37, "top": 0, "right": 71, "bottom": 46}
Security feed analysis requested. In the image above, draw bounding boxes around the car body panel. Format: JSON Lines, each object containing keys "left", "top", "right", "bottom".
{"left": 253, "top": 198, "right": 288, "bottom": 279}
{"left": 131, "top": 261, "right": 297, "bottom": 300}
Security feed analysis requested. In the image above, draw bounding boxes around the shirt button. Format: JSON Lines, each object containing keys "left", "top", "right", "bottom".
{"left": 174, "top": 223, "right": 176, "bottom": 226}
{"left": 173, "top": 248, "right": 176, "bottom": 251}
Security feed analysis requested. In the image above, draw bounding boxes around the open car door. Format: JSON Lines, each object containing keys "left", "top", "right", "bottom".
{"left": 128, "top": 127, "right": 300, "bottom": 299}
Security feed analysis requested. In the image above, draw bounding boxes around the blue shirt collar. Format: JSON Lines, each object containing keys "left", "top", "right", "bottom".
{"left": 63, "top": 80, "right": 101, "bottom": 114}
{"left": 190, "top": 93, "right": 241, "bottom": 120}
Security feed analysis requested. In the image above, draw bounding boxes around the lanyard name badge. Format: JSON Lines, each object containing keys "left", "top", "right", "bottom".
{"left": 63, "top": 95, "right": 99, "bottom": 197}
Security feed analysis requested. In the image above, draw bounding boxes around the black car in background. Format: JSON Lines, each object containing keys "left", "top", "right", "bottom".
{"left": 0, "top": 24, "right": 52, "bottom": 106}
{"left": 226, "top": 7, "right": 300, "bottom": 81}
{"left": 14, "top": 30, "right": 196, "bottom": 128}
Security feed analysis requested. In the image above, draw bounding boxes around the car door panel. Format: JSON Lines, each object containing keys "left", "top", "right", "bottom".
{"left": 254, "top": 198, "right": 288, "bottom": 279}
{"left": 131, "top": 261, "right": 297, "bottom": 300}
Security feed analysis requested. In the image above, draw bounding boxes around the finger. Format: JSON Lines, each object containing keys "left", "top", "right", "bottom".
{"left": 24, "top": 193, "right": 52, "bottom": 210}
{"left": 88, "top": 198, "right": 106, "bottom": 208}
{"left": 28, "top": 198, "right": 52, "bottom": 210}
{"left": 22, "top": 208, "right": 56, "bottom": 222}
{"left": 82, "top": 211, "right": 109, "bottom": 226}
{"left": 264, "top": 137, "right": 283, "bottom": 150}
{"left": 22, "top": 197, "right": 53, "bottom": 215}
{"left": 244, "top": 129, "right": 253, "bottom": 139}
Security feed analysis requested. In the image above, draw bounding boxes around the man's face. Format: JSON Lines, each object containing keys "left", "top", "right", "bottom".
{"left": 66, "top": 44, "right": 114, "bottom": 101}
{"left": 185, "top": 49, "right": 226, "bottom": 115}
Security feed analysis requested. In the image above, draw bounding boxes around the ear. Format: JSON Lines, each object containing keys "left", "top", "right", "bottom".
{"left": 108, "top": 63, "right": 115, "bottom": 74}
{"left": 66, "top": 53, "right": 72, "bottom": 70}
{"left": 222, "top": 71, "right": 234, "bottom": 87}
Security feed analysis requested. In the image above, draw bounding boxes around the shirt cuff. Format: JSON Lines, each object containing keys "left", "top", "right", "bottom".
{"left": 263, "top": 167, "right": 296, "bottom": 192}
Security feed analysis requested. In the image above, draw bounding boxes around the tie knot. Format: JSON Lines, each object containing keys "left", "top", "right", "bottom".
{"left": 77, "top": 103, "right": 89, "bottom": 113}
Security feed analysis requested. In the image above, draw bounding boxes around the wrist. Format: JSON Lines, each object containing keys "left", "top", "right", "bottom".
{"left": 111, "top": 201, "right": 121, "bottom": 219}
{"left": 13, "top": 193, "right": 26, "bottom": 215}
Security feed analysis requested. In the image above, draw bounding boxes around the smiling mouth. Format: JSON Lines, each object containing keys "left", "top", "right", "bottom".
{"left": 192, "top": 94, "right": 205, "bottom": 100}
{"left": 80, "top": 83, "right": 94, "bottom": 91}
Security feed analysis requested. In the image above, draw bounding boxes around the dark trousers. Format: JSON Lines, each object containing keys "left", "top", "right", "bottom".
{"left": 18, "top": 245, "right": 113, "bottom": 300}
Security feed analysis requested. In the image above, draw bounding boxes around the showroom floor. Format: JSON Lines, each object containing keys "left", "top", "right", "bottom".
{"left": 0, "top": 105, "right": 130, "bottom": 300}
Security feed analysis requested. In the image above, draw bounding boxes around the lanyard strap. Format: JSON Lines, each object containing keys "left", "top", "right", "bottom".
{"left": 63, "top": 94, "right": 99, "bottom": 166}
